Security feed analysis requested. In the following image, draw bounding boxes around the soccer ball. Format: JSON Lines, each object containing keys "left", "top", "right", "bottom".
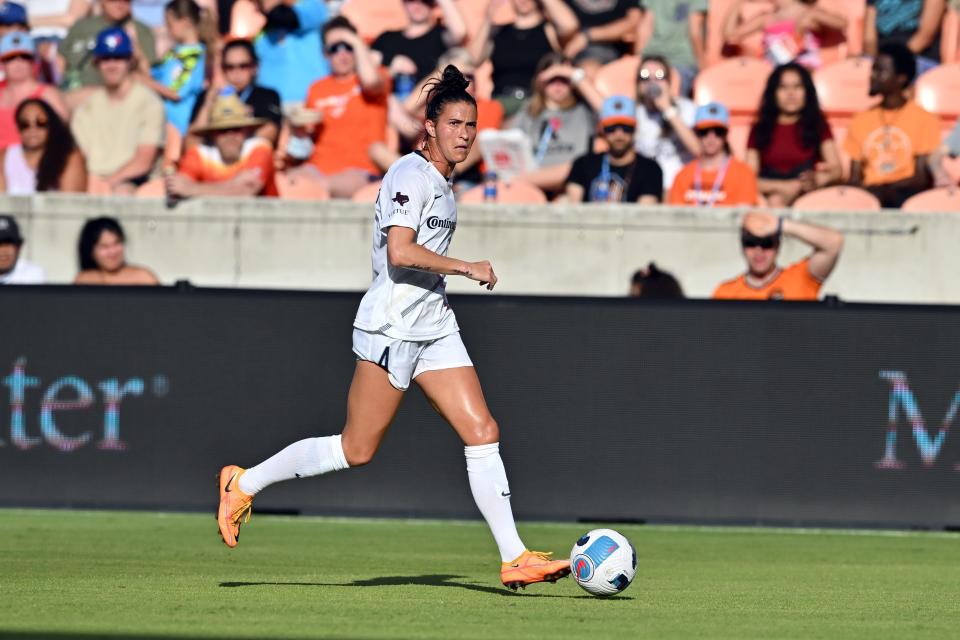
{"left": 570, "top": 528, "right": 637, "bottom": 596}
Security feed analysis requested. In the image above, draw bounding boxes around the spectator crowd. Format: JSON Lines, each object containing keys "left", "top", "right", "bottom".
{"left": 0, "top": 0, "right": 958, "bottom": 300}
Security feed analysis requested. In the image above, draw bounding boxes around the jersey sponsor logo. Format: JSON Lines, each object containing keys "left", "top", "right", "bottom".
{"left": 426, "top": 216, "right": 456, "bottom": 231}
{"left": 392, "top": 192, "right": 410, "bottom": 206}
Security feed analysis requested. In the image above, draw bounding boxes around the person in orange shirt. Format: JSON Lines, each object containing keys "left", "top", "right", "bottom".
{"left": 846, "top": 43, "right": 940, "bottom": 208}
{"left": 286, "top": 16, "right": 390, "bottom": 199}
{"left": 167, "top": 93, "right": 278, "bottom": 198}
{"left": 713, "top": 211, "right": 844, "bottom": 301}
{"left": 669, "top": 102, "right": 758, "bottom": 207}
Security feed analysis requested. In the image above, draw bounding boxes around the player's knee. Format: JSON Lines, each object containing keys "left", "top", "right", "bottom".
{"left": 341, "top": 434, "right": 377, "bottom": 467}
{"left": 468, "top": 417, "right": 499, "bottom": 445}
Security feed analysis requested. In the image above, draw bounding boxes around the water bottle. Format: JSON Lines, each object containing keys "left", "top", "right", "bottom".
{"left": 394, "top": 73, "right": 415, "bottom": 100}
{"left": 483, "top": 172, "right": 498, "bottom": 202}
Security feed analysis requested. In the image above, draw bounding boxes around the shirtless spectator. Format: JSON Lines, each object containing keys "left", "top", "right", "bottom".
{"left": 74, "top": 216, "right": 159, "bottom": 286}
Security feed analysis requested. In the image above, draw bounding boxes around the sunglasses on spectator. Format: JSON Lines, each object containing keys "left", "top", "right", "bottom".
{"left": 603, "top": 124, "right": 635, "bottom": 135}
{"left": 741, "top": 233, "right": 780, "bottom": 250}
{"left": 222, "top": 61, "right": 254, "bottom": 71}
{"left": 325, "top": 41, "right": 353, "bottom": 55}
{"left": 695, "top": 126, "right": 727, "bottom": 138}
{"left": 17, "top": 118, "right": 47, "bottom": 131}
{"left": 3, "top": 53, "right": 33, "bottom": 63}
{"left": 638, "top": 68, "right": 666, "bottom": 82}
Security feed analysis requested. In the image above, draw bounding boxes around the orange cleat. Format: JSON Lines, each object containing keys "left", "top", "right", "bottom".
{"left": 500, "top": 550, "right": 571, "bottom": 590}
{"left": 216, "top": 465, "right": 253, "bottom": 548}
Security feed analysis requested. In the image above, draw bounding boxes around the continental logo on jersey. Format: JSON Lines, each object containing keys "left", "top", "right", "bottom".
{"left": 392, "top": 192, "right": 410, "bottom": 206}
{"left": 426, "top": 216, "right": 456, "bottom": 230}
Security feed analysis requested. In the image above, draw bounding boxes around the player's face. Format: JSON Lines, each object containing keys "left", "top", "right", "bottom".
{"left": 776, "top": 69, "right": 805, "bottom": 116}
{"left": 427, "top": 100, "right": 478, "bottom": 165}
{"left": 93, "top": 230, "right": 126, "bottom": 272}
{"left": 0, "top": 241, "right": 19, "bottom": 273}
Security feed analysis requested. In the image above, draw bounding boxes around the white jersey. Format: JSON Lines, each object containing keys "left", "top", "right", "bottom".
{"left": 354, "top": 152, "right": 460, "bottom": 341}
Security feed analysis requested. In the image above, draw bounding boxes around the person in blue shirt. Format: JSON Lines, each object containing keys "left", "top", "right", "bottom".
{"left": 254, "top": 0, "right": 329, "bottom": 106}
{"left": 146, "top": 0, "right": 211, "bottom": 136}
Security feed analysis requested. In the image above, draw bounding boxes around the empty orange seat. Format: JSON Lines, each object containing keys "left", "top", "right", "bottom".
{"left": 694, "top": 57, "right": 771, "bottom": 122}
{"left": 458, "top": 178, "right": 546, "bottom": 203}
{"left": 135, "top": 178, "right": 166, "bottom": 198}
{"left": 351, "top": 180, "right": 382, "bottom": 203}
{"left": 340, "top": 0, "right": 408, "bottom": 44}
{"left": 814, "top": 57, "right": 874, "bottom": 124}
{"left": 901, "top": 187, "right": 960, "bottom": 212}
{"left": 792, "top": 185, "right": 881, "bottom": 211}
{"left": 914, "top": 63, "right": 960, "bottom": 121}
{"left": 275, "top": 172, "right": 331, "bottom": 200}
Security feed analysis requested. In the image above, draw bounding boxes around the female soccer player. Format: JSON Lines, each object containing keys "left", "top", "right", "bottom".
{"left": 217, "top": 66, "right": 570, "bottom": 591}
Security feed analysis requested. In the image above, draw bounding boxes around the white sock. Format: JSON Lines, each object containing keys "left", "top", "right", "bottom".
{"left": 238, "top": 435, "right": 349, "bottom": 496}
{"left": 464, "top": 442, "right": 526, "bottom": 562}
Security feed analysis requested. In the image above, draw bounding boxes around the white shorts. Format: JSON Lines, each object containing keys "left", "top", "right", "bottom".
{"left": 352, "top": 329, "right": 474, "bottom": 391}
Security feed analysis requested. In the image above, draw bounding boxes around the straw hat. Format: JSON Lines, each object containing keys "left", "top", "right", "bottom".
{"left": 190, "top": 94, "right": 265, "bottom": 134}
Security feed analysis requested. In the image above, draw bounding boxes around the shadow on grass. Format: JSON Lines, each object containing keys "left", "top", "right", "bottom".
{"left": 219, "top": 573, "right": 632, "bottom": 600}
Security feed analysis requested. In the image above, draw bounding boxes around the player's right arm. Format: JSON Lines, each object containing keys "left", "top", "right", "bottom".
{"left": 386, "top": 226, "right": 497, "bottom": 290}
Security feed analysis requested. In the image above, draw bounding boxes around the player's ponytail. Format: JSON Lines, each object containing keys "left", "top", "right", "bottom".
{"left": 424, "top": 65, "right": 477, "bottom": 124}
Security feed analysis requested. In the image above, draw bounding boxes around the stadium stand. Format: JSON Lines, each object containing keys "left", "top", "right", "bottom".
{"left": 693, "top": 57, "right": 771, "bottom": 122}
{"left": 901, "top": 186, "right": 960, "bottom": 212}
{"left": 458, "top": 178, "right": 546, "bottom": 203}
{"left": 792, "top": 185, "right": 881, "bottom": 211}
{"left": 914, "top": 62, "right": 960, "bottom": 127}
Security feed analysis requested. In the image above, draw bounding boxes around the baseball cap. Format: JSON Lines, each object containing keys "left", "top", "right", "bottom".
{"left": 92, "top": 26, "right": 133, "bottom": 58}
{"left": 694, "top": 102, "right": 730, "bottom": 130}
{"left": 0, "top": 215, "right": 23, "bottom": 245}
{"left": 0, "top": 2, "right": 28, "bottom": 27}
{"left": 0, "top": 31, "right": 33, "bottom": 61}
{"left": 599, "top": 95, "right": 637, "bottom": 128}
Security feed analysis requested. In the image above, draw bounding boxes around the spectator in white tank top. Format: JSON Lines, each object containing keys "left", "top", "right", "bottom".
{"left": 0, "top": 97, "right": 86, "bottom": 193}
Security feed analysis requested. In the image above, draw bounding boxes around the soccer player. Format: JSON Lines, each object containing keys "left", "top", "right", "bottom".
{"left": 217, "top": 65, "right": 570, "bottom": 591}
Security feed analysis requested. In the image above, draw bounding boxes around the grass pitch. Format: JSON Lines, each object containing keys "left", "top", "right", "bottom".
{"left": 2, "top": 510, "right": 959, "bottom": 639}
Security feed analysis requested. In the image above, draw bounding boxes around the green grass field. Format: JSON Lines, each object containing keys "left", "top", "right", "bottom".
{"left": 2, "top": 509, "right": 959, "bottom": 639}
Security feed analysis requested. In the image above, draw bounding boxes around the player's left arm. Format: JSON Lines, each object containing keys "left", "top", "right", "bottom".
{"left": 386, "top": 226, "right": 498, "bottom": 290}
{"left": 783, "top": 217, "right": 844, "bottom": 282}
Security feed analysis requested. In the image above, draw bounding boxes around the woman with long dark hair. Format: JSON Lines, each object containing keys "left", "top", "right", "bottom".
{"left": 74, "top": 217, "right": 159, "bottom": 285}
{"left": 746, "top": 62, "right": 841, "bottom": 207}
{"left": 216, "top": 65, "right": 571, "bottom": 592}
{"left": 0, "top": 98, "right": 86, "bottom": 194}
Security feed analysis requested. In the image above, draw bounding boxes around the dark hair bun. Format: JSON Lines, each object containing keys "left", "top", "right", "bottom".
{"left": 438, "top": 64, "right": 470, "bottom": 93}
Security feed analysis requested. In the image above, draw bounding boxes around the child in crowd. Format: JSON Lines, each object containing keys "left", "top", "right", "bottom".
{"left": 145, "top": 0, "right": 212, "bottom": 136}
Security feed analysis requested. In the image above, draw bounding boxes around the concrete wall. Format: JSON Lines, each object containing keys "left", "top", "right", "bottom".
{"left": 5, "top": 193, "right": 953, "bottom": 303}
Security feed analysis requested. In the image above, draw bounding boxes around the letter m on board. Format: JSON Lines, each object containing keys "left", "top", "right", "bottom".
{"left": 876, "top": 370, "right": 960, "bottom": 470}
